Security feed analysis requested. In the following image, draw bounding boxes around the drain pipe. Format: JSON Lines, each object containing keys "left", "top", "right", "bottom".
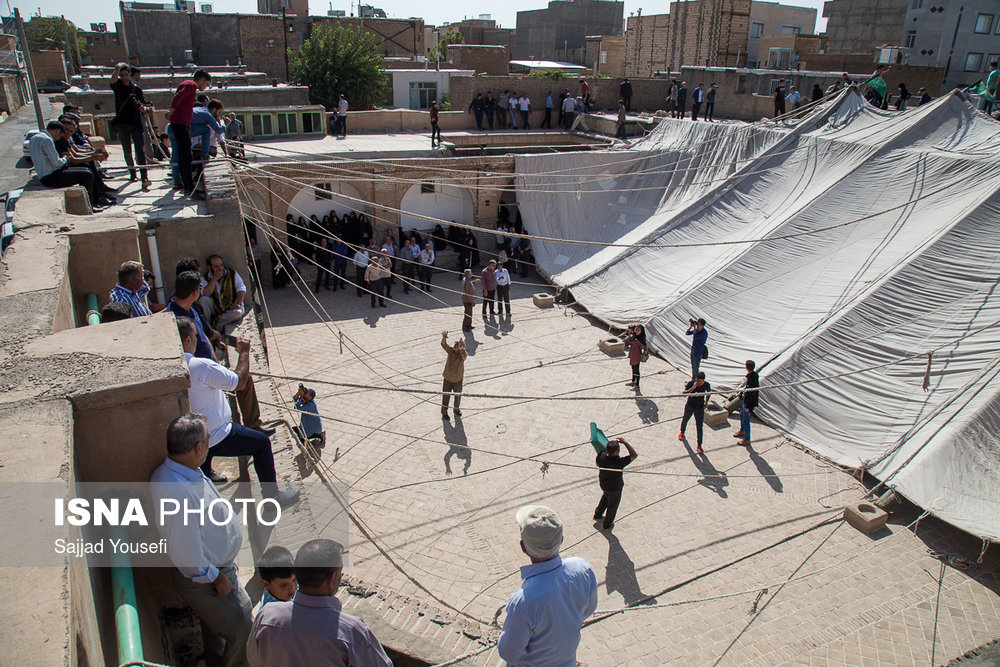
{"left": 85, "top": 293, "right": 101, "bottom": 325}
{"left": 144, "top": 222, "right": 166, "bottom": 305}
{"left": 85, "top": 314, "right": 146, "bottom": 665}
{"left": 111, "top": 529, "right": 144, "bottom": 665}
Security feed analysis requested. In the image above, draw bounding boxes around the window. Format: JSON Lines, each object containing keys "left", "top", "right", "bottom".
{"left": 750, "top": 21, "right": 764, "bottom": 39}
{"left": 251, "top": 113, "right": 273, "bottom": 137}
{"left": 965, "top": 52, "right": 984, "bottom": 71}
{"left": 780, "top": 24, "right": 801, "bottom": 35}
{"left": 974, "top": 14, "right": 993, "bottom": 34}
{"left": 420, "top": 182, "right": 435, "bottom": 194}
{"left": 600, "top": 51, "right": 608, "bottom": 64}
{"left": 314, "top": 183, "right": 332, "bottom": 200}
{"left": 905, "top": 30, "right": 916, "bottom": 48}
{"left": 233, "top": 113, "right": 247, "bottom": 132}
{"left": 276, "top": 112, "right": 298, "bottom": 135}
{"left": 408, "top": 82, "right": 437, "bottom": 109}
{"left": 302, "top": 112, "right": 323, "bottom": 134}
{"left": 911, "top": 0, "right": 922, "bottom": 8}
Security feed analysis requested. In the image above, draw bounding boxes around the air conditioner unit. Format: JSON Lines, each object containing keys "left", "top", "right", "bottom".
{"left": 201, "top": 3, "right": 212, "bottom": 11}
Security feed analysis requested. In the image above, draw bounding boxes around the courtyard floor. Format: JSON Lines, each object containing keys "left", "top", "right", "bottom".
{"left": 241, "top": 260, "right": 1000, "bottom": 666}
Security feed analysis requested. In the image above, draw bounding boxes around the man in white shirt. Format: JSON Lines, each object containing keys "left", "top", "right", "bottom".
{"left": 352, "top": 246, "right": 370, "bottom": 297}
{"left": 336, "top": 94, "right": 348, "bottom": 137}
{"left": 150, "top": 412, "right": 253, "bottom": 667}
{"left": 419, "top": 242, "right": 436, "bottom": 292}
{"left": 508, "top": 92, "right": 519, "bottom": 129}
{"left": 176, "top": 316, "right": 299, "bottom": 508}
{"left": 495, "top": 262, "right": 512, "bottom": 316}
{"left": 561, "top": 94, "right": 577, "bottom": 131}
{"left": 518, "top": 95, "right": 531, "bottom": 129}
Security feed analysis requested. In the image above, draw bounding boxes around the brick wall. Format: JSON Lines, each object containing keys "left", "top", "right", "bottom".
{"left": 30, "top": 50, "right": 68, "bottom": 84}
{"left": 238, "top": 15, "right": 287, "bottom": 81}
{"left": 447, "top": 45, "right": 508, "bottom": 75}
{"left": 310, "top": 17, "right": 425, "bottom": 57}
{"left": 585, "top": 36, "right": 626, "bottom": 77}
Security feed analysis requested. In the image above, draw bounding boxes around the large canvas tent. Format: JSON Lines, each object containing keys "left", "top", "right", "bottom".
{"left": 516, "top": 89, "right": 1000, "bottom": 543}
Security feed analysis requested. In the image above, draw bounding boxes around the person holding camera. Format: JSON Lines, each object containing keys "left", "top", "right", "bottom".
{"left": 110, "top": 62, "right": 152, "bottom": 189}
{"left": 679, "top": 372, "right": 711, "bottom": 453}
{"left": 686, "top": 317, "right": 708, "bottom": 379}
{"left": 293, "top": 384, "right": 324, "bottom": 447}
{"left": 626, "top": 324, "right": 647, "bottom": 391}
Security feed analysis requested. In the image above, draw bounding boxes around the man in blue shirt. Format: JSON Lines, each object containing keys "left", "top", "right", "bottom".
{"left": 542, "top": 90, "right": 554, "bottom": 129}
{"left": 150, "top": 413, "right": 253, "bottom": 667}
{"left": 686, "top": 317, "right": 708, "bottom": 379}
{"left": 29, "top": 121, "right": 104, "bottom": 210}
{"left": 498, "top": 505, "right": 598, "bottom": 667}
{"left": 293, "top": 384, "right": 324, "bottom": 446}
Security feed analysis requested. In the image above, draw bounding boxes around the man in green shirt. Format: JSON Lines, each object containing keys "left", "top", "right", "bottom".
{"left": 985, "top": 61, "right": 999, "bottom": 115}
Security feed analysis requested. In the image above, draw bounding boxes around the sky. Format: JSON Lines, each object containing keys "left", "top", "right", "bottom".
{"left": 14, "top": 0, "right": 828, "bottom": 35}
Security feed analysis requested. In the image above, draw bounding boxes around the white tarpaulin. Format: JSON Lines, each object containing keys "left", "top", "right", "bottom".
{"left": 516, "top": 89, "right": 1000, "bottom": 542}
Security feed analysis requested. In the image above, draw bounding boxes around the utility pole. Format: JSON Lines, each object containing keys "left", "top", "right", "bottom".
{"left": 281, "top": 7, "right": 289, "bottom": 82}
{"left": 942, "top": 6, "right": 964, "bottom": 92}
{"left": 15, "top": 8, "right": 44, "bottom": 130}
{"left": 60, "top": 15, "right": 76, "bottom": 75}
{"left": 70, "top": 17, "right": 83, "bottom": 74}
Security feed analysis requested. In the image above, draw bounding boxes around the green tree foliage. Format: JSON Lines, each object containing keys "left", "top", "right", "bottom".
{"left": 428, "top": 30, "right": 464, "bottom": 63}
{"left": 288, "top": 24, "right": 388, "bottom": 111}
{"left": 24, "top": 17, "right": 88, "bottom": 74}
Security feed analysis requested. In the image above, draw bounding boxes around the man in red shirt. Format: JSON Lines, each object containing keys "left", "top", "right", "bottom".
{"left": 167, "top": 69, "right": 211, "bottom": 199}
{"left": 429, "top": 100, "right": 441, "bottom": 147}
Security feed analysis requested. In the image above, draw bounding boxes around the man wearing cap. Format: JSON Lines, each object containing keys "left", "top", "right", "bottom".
{"left": 594, "top": 437, "right": 638, "bottom": 531}
{"left": 247, "top": 538, "right": 392, "bottom": 667}
{"left": 461, "top": 268, "right": 478, "bottom": 331}
{"left": 498, "top": 505, "right": 598, "bottom": 667}
{"left": 918, "top": 87, "right": 932, "bottom": 106}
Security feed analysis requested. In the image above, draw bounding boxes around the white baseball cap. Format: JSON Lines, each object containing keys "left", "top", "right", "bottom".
{"left": 516, "top": 505, "right": 563, "bottom": 559}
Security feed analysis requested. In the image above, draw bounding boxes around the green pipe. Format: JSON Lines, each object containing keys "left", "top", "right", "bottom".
{"left": 85, "top": 293, "right": 101, "bottom": 326}
{"left": 111, "top": 526, "right": 143, "bottom": 664}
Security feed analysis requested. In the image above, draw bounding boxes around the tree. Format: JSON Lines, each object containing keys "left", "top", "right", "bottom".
{"left": 288, "top": 24, "right": 389, "bottom": 111}
{"left": 23, "top": 17, "right": 87, "bottom": 74}
{"left": 429, "top": 30, "right": 464, "bottom": 64}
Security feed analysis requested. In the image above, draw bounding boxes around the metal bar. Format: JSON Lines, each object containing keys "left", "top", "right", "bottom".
{"left": 111, "top": 526, "right": 144, "bottom": 664}
{"left": 86, "top": 293, "right": 101, "bottom": 325}
{"left": 14, "top": 8, "right": 44, "bottom": 131}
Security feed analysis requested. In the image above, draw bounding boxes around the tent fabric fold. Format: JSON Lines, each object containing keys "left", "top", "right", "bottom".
{"left": 517, "top": 89, "right": 1000, "bottom": 542}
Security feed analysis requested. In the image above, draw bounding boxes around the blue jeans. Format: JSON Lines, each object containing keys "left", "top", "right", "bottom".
{"left": 616, "top": 122, "right": 627, "bottom": 139}
{"left": 740, "top": 404, "right": 752, "bottom": 442}
{"left": 509, "top": 108, "right": 518, "bottom": 128}
{"left": 691, "top": 351, "right": 702, "bottom": 379}
{"left": 201, "top": 423, "right": 277, "bottom": 485}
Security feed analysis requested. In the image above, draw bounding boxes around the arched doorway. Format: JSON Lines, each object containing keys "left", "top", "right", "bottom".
{"left": 399, "top": 180, "right": 475, "bottom": 234}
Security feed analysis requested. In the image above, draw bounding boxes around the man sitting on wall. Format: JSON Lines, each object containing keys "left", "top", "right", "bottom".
{"left": 109, "top": 260, "right": 165, "bottom": 317}
{"left": 198, "top": 254, "right": 247, "bottom": 335}
{"left": 28, "top": 121, "right": 108, "bottom": 210}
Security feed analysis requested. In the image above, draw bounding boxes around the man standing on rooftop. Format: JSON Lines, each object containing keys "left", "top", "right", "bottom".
{"left": 498, "top": 505, "right": 598, "bottom": 666}
{"left": 166, "top": 68, "right": 211, "bottom": 200}
{"left": 336, "top": 94, "right": 348, "bottom": 138}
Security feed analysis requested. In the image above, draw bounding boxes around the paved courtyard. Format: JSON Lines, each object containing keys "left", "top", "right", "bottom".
{"left": 244, "top": 260, "right": 1000, "bottom": 666}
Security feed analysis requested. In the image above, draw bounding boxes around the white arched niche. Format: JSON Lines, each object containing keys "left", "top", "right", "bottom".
{"left": 399, "top": 180, "right": 475, "bottom": 233}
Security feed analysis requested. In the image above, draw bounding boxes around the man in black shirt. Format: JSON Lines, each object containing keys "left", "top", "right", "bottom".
{"left": 110, "top": 62, "right": 151, "bottom": 188}
{"left": 593, "top": 437, "right": 638, "bottom": 531}
{"left": 734, "top": 360, "right": 759, "bottom": 446}
{"left": 774, "top": 79, "right": 786, "bottom": 118}
{"left": 679, "top": 372, "right": 710, "bottom": 453}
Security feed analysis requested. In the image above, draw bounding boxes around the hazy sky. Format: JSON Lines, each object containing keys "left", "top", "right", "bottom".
{"left": 15, "top": 0, "right": 827, "bottom": 35}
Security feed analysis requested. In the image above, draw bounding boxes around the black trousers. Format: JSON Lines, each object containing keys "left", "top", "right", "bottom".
{"left": 201, "top": 423, "right": 277, "bottom": 485}
{"left": 631, "top": 363, "right": 640, "bottom": 385}
{"left": 623, "top": 96, "right": 631, "bottom": 112}
{"left": 542, "top": 108, "right": 552, "bottom": 128}
{"left": 117, "top": 122, "right": 148, "bottom": 180}
{"left": 170, "top": 123, "right": 194, "bottom": 193}
{"left": 677, "top": 100, "right": 687, "bottom": 116}
{"left": 706, "top": 102, "right": 715, "bottom": 121}
{"left": 314, "top": 258, "right": 331, "bottom": 291}
{"left": 482, "top": 288, "right": 495, "bottom": 314}
{"left": 691, "top": 101, "right": 701, "bottom": 121}
{"left": 463, "top": 302, "right": 473, "bottom": 330}
{"left": 496, "top": 284, "right": 510, "bottom": 314}
{"left": 332, "top": 263, "right": 347, "bottom": 290}
{"left": 595, "top": 487, "right": 622, "bottom": 528}
{"left": 680, "top": 402, "right": 705, "bottom": 445}
{"left": 41, "top": 167, "right": 99, "bottom": 206}
{"left": 355, "top": 266, "right": 366, "bottom": 295}
{"left": 431, "top": 122, "right": 441, "bottom": 144}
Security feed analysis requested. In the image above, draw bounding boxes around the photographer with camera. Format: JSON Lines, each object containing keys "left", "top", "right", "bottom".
{"left": 110, "top": 62, "right": 152, "bottom": 189}
{"left": 293, "top": 384, "right": 324, "bottom": 447}
{"left": 686, "top": 317, "right": 708, "bottom": 379}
